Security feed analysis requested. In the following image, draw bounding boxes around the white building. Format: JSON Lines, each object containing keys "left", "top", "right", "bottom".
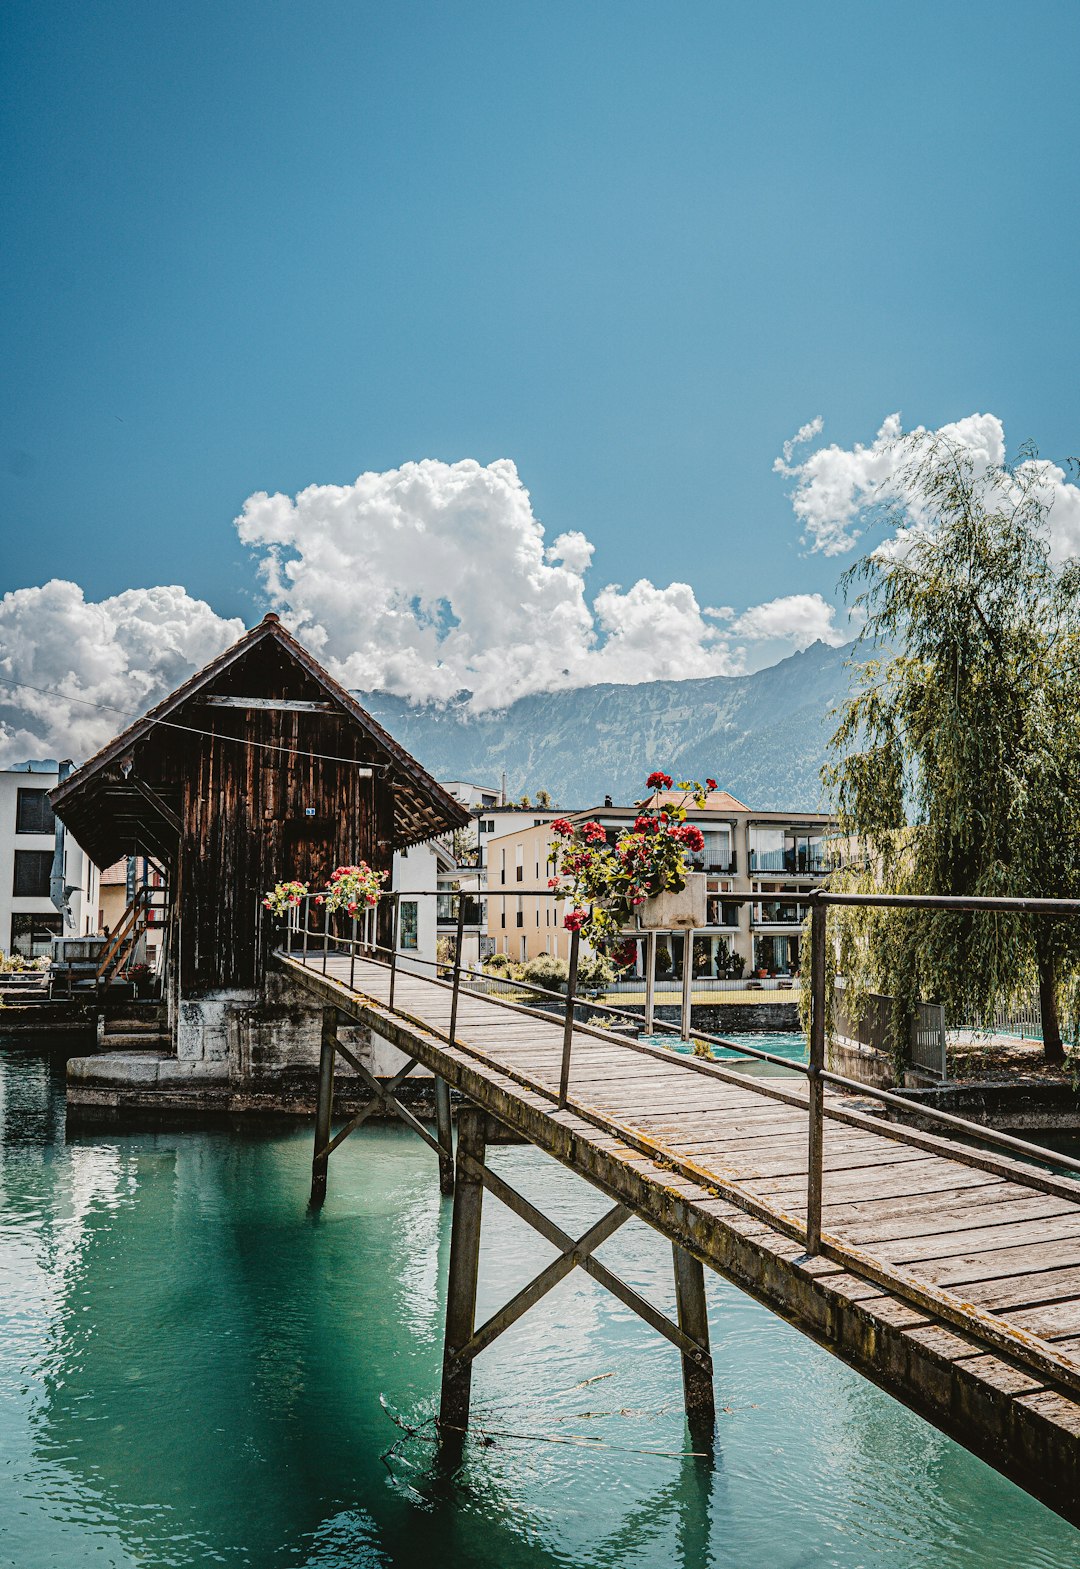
{"left": 0, "top": 763, "right": 100, "bottom": 958}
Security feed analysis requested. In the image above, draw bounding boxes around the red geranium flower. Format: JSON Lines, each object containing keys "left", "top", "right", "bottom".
{"left": 646, "top": 770, "right": 673, "bottom": 790}
{"left": 563, "top": 908, "right": 587, "bottom": 932}
{"left": 581, "top": 821, "right": 607, "bottom": 843}
{"left": 705, "top": 777, "right": 717, "bottom": 791}
{"left": 551, "top": 818, "right": 574, "bottom": 837}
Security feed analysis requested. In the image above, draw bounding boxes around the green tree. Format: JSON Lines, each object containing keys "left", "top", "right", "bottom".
{"left": 824, "top": 433, "right": 1080, "bottom": 1065}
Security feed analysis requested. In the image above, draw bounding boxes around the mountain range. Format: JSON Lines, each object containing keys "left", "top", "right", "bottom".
{"left": 358, "top": 638, "right": 864, "bottom": 812}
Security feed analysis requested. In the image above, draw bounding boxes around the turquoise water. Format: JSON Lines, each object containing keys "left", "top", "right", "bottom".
{"left": 649, "top": 1029, "right": 808, "bottom": 1077}
{"left": 1, "top": 1040, "right": 1078, "bottom": 1568}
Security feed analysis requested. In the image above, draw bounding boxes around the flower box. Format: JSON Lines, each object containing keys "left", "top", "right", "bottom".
{"left": 639, "top": 873, "right": 708, "bottom": 930}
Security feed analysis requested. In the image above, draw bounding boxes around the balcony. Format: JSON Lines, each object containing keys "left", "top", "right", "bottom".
{"left": 437, "top": 895, "right": 485, "bottom": 927}
{"left": 752, "top": 903, "right": 810, "bottom": 927}
{"left": 748, "top": 853, "right": 833, "bottom": 877}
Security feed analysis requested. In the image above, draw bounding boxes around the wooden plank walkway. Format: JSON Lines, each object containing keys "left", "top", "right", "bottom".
{"left": 278, "top": 949, "right": 1080, "bottom": 1523}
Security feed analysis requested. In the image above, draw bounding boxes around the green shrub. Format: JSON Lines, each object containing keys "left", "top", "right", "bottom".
{"left": 576, "top": 952, "right": 616, "bottom": 993}
{"left": 521, "top": 954, "right": 569, "bottom": 992}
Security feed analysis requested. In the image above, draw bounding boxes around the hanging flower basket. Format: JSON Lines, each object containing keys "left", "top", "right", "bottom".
{"left": 315, "top": 862, "right": 387, "bottom": 917}
{"left": 549, "top": 772, "right": 716, "bottom": 948}
{"left": 263, "top": 880, "right": 309, "bottom": 917}
{"left": 638, "top": 873, "right": 708, "bottom": 930}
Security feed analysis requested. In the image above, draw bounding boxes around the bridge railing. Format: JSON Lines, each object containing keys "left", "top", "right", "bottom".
{"left": 275, "top": 883, "right": 1080, "bottom": 1401}
{"left": 276, "top": 886, "right": 1080, "bottom": 1248}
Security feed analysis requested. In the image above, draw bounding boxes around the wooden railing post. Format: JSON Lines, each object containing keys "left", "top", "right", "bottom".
{"left": 644, "top": 929, "right": 657, "bottom": 1036}
{"left": 558, "top": 927, "right": 581, "bottom": 1108}
{"left": 806, "top": 897, "right": 827, "bottom": 1255}
{"left": 349, "top": 914, "right": 357, "bottom": 989}
{"left": 310, "top": 1007, "right": 337, "bottom": 1205}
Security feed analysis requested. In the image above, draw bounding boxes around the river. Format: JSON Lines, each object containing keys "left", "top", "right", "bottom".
{"left": 1, "top": 1037, "right": 1077, "bottom": 1568}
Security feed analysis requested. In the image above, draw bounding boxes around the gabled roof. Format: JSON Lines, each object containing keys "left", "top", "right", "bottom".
{"left": 52, "top": 613, "right": 468, "bottom": 861}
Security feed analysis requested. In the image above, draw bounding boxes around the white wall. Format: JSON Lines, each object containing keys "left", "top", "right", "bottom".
{"left": 0, "top": 767, "right": 99, "bottom": 956}
{"left": 392, "top": 841, "right": 437, "bottom": 978}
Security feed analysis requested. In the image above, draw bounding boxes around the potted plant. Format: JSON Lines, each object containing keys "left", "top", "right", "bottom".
{"left": 127, "top": 961, "right": 153, "bottom": 999}
{"left": 548, "top": 771, "right": 715, "bottom": 949}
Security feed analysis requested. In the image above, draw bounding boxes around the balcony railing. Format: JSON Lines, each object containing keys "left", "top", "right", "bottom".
{"left": 748, "top": 853, "right": 835, "bottom": 876}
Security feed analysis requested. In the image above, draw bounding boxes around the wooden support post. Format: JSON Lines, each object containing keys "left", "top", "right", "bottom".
{"left": 310, "top": 1007, "right": 337, "bottom": 1205}
{"left": 435, "top": 1075, "right": 454, "bottom": 1195}
{"left": 806, "top": 898, "right": 827, "bottom": 1255}
{"left": 643, "top": 929, "right": 657, "bottom": 1036}
{"left": 349, "top": 914, "right": 357, "bottom": 989}
{"left": 681, "top": 931, "right": 694, "bottom": 1042}
{"left": 672, "top": 1243, "right": 715, "bottom": 1438}
{"left": 439, "top": 1106, "right": 486, "bottom": 1449}
{"left": 558, "top": 926, "right": 581, "bottom": 1108}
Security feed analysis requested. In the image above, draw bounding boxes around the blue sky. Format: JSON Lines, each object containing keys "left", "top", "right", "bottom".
{"left": 1, "top": 2, "right": 1079, "bottom": 748}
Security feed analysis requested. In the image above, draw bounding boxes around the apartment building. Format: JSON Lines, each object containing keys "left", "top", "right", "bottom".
{"left": 485, "top": 814, "right": 571, "bottom": 964}
{"left": 484, "top": 789, "right": 838, "bottom": 975}
{"left": 0, "top": 763, "right": 99, "bottom": 957}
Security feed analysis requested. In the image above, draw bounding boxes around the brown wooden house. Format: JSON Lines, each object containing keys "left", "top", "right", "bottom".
{"left": 51, "top": 614, "right": 468, "bottom": 1006}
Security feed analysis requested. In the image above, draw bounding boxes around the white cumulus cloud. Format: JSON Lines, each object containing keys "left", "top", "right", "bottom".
{"left": 0, "top": 458, "right": 863, "bottom": 764}
{"left": 235, "top": 457, "right": 766, "bottom": 709}
{"left": 776, "top": 411, "right": 1080, "bottom": 562}
{"left": 0, "top": 581, "right": 244, "bottom": 766}
{"left": 727, "top": 593, "right": 849, "bottom": 648}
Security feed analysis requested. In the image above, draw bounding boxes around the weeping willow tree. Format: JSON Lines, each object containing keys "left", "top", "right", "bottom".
{"left": 823, "top": 433, "right": 1080, "bottom": 1067}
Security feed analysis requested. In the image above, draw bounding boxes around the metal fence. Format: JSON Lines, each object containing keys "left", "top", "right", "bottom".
{"left": 834, "top": 986, "right": 947, "bottom": 1080}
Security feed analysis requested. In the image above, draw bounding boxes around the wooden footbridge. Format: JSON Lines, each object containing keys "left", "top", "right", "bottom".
{"left": 275, "top": 891, "right": 1080, "bottom": 1526}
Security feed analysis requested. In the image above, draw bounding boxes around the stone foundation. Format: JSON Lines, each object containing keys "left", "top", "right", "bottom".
{"left": 66, "top": 970, "right": 430, "bottom": 1123}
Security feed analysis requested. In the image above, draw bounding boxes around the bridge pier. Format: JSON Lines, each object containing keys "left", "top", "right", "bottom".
{"left": 310, "top": 1007, "right": 337, "bottom": 1205}
{"left": 437, "top": 1105, "right": 715, "bottom": 1454}
{"left": 434, "top": 1076, "right": 455, "bottom": 1195}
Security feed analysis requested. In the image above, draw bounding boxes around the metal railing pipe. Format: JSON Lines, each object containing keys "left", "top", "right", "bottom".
{"left": 644, "top": 930, "right": 657, "bottom": 1036}
{"left": 449, "top": 891, "right": 467, "bottom": 1047}
{"left": 805, "top": 898, "right": 827, "bottom": 1255}
{"left": 388, "top": 893, "right": 401, "bottom": 1012}
{"left": 680, "top": 933, "right": 693, "bottom": 1042}
{"left": 558, "top": 927, "right": 582, "bottom": 1108}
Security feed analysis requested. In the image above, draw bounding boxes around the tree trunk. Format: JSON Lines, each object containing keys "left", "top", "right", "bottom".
{"left": 1037, "top": 944, "right": 1065, "bottom": 1066}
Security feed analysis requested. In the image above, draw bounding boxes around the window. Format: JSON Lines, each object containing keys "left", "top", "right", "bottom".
{"left": 515, "top": 845, "right": 523, "bottom": 882}
{"left": 13, "top": 850, "right": 53, "bottom": 898}
{"left": 516, "top": 894, "right": 524, "bottom": 928}
{"left": 16, "top": 788, "right": 55, "bottom": 835}
{"left": 500, "top": 848, "right": 506, "bottom": 885}
{"left": 11, "top": 912, "right": 61, "bottom": 957}
{"left": 399, "top": 900, "right": 418, "bottom": 951}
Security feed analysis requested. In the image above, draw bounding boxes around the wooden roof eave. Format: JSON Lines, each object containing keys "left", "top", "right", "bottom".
{"left": 51, "top": 615, "right": 469, "bottom": 849}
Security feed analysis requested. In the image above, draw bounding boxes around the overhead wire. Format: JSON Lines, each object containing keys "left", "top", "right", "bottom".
{"left": 0, "top": 672, "right": 389, "bottom": 772}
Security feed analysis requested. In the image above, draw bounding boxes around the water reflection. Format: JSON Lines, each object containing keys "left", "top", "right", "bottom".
{"left": 1, "top": 1038, "right": 1078, "bottom": 1568}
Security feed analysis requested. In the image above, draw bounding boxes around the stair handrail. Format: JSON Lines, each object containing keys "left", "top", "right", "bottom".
{"left": 95, "top": 885, "right": 153, "bottom": 983}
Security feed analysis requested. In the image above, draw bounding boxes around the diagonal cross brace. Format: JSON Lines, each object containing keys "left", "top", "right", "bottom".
{"left": 446, "top": 1151, "right": 712, "bottom": 1377}
{"left": 316, "top": 1038, "right": 448, "bottom": 1163}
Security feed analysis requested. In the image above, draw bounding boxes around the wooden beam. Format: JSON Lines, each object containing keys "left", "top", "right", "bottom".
{"left": 440, "top": 1106, "right": 486, "bottom": 1445}
{"left": 201, "top": 696, "right": 335, "bottom": 711}
{"left": 129, "top": 776, "right": 183, "bottom": 838}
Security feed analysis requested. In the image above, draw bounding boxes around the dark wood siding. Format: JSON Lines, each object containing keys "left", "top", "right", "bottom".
{"left": 165, "top": 640, "right": 385, "bottom": 991}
